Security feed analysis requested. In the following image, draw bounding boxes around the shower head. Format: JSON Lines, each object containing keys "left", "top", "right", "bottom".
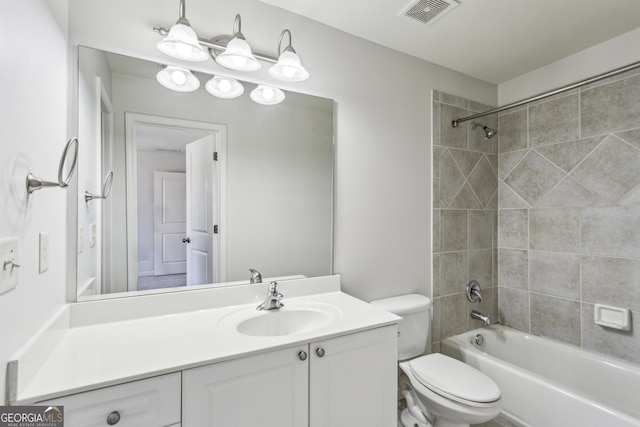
{"left": 471, "top": 122, "right": 498, "bottom": 139}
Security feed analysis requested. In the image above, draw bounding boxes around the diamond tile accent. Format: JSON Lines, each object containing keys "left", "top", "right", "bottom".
{"left": 498, "top": 150, "right": 527, "bottom": 180}
{"left": 450, "top": 183, "right": 482, "bottom": 209}
{"left": 535, "top": 136, "right": 604, "bottom": 172}
{"left": 536, "top": 177, "right": 608, "bottom": 208}
{"left": 439, "top": 150, "right": 465, "bottom": 206}
{"left": 571, "top": 135, "right": 640, "bottom": 204}
{"left": 498, "top": 182, "right": 529, "bottom": 208}
{"left": 503, "top": 151, "right": 566, "bottom": 206}
{"left": 449, "top": 149, "right": 482, "bottom": 177}
{"left": 468, "top": 156, "right": 498, "bottom": 207}
{"left": 615, "top": 128, "right": 640, "bottom": 150}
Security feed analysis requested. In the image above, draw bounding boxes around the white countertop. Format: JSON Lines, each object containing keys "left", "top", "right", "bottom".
{"left": 9, "top": 276, "right": 399, "bottom": 404}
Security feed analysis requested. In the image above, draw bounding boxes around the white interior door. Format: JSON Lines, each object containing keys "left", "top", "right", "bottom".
{"left": 153, "top": 172, "right": 187, "bottom": 275}
{"left": 186, "top": 136, "right": 217, "bottom": 285}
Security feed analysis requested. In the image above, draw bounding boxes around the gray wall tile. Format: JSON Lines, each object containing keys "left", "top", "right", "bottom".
{"left": 582, "top": 207, "right": 640, "bottom": 258}
{"left": 529, "top": 251, "right": 580, "bottom": 299}
{"left": 581, "top": 74, "right": 640, "bottom": 137}
{"left": 441, "top": 209, "right": 468, "bottom": 251}
{"left": 469, "top": 210, "right": 494, "bottom": 250}
{"left": 498, "top": 287, "right": 530, "bottom": 331}
{"left": 530, "top": 293, "right": 581, "bottom": 346}
{"left": 498, "top": 109, "right": 528, "bottom": 153}
{"left": 440, "top": 251, "right": 467, "bottom": 296}
{"left": 498, "top": 249, "right": 528, "bottom": 290}
{"left": 581, "top": 255, "right": 640, "bottom": 311}
{"left": 440, "top": 293, "right": 470, "bottom": 338}
{"left": 441, "top": 104, "right": 469, "bottom": 149}
{"left": 498, "top": 209, "right": 528, "bottom": 249}
{"left": 468, "top": 249, "right": 492, "bottom": 291}
{"left": 529, "top": 94, "right": 580, "bottom": 146}
{"left": 529, "top": 208, "right": 580, "bottom": 252}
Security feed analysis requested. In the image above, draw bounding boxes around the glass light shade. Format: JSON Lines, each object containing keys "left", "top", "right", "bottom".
{"left": 205, "top": 76, "right": 244, "bottom": 99}
{"left": 269, "top": 51, "right": 309, "bottom": 82}
{"left": 157, "top": 23, "right": 209, "bottom": 62}
{"left": 215, "top": 37, "right": 261, "bottom": 71}
{"left": 250, "top": 85, "right": 285, "bottom": 105}
{"left": 156, "top": 66, "right": 200, "bottom": 92}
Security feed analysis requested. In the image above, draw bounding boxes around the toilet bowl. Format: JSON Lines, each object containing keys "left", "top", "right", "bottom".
{"left": 400, "top": 354, "right": 501, "bottom": 427}
{"left": 370, "top": 294, "right": 501, "bottom": 427}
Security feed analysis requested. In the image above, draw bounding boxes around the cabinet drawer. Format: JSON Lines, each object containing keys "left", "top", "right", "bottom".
{"left": 38, "top": 373, "right": 181, "bottom": 427}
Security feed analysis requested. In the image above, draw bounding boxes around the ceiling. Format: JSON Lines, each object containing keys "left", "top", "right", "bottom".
{"left": 256, "top": 0, "right": 640, "bottom": 84}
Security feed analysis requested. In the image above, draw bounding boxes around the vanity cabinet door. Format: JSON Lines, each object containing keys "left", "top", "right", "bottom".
{"left": 309, "top": 325, "right": 398, "bottom": 427}
{"left": 182, "top": 345, "right": 309, "bottom": 427}
{"left": 37, "top": 372, "right": 181, "bottom": 427}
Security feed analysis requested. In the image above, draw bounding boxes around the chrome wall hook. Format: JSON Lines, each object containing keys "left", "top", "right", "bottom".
{"left": 85, "top": 170, "right": 114, "bottom": 203}
{"left": 26, "top": 137, "right": 79, "bottom": 194}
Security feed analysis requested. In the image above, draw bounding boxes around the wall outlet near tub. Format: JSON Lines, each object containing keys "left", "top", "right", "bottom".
{"left": 594, "top": 304, "right": 631, "bottom": 331}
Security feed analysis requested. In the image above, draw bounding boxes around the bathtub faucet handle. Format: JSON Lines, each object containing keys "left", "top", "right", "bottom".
{"left": 466, "top": 280, "right": 483, "bottom": 303}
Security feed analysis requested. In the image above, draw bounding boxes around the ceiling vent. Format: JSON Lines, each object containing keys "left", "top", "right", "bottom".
{"left": 399, "top": 0, "right": 460, "bottom": 26}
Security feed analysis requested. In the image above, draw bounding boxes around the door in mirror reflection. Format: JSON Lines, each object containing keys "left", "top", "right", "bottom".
{"left": 136, "top": 123, "right": 223, "bottom": 291}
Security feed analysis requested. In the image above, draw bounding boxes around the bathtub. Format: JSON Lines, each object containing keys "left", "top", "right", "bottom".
{"left": 441, "top": 325, "right": 640, "bottom": 427}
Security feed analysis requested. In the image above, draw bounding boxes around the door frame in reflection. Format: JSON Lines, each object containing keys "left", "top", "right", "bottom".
{"left": 125, "top": 113, "right": 227, "bottom": 291}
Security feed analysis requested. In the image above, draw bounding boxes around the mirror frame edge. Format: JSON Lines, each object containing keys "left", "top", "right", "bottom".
{"left": 67, "top": 45, "right": 80, "bottom": 303}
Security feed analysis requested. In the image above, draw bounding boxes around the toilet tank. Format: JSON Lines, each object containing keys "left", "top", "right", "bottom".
{"left": 370, "top": 294, "right": 432, "bottom": 360}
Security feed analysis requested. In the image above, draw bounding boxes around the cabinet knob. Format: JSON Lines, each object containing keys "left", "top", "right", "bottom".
{"left": 182, "top": 237, "right": 191, "bottom": 243}
{"left": 106, "top": 411, "right": 121, "bottom": 425}
{"left": 298, "top": 351, "right": 308, "bottom": 361}
{"left": 316, "top": 347, "right": 325, "bottom": 358}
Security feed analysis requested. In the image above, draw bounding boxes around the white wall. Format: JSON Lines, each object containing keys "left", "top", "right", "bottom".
{"left": 0, "top": 0, "right": 69, "bottom": 404}
{"left": 70, "top": 0, "right": 496, "bottom": 302}
{"left": 499, "top": 27, "right": 640, "bottom": 105}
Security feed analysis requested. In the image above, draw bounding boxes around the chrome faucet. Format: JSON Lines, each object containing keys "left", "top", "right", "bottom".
{"left": 249, "top": 268, "right": 262, "bottom": 284}
{"left": 471, "top": 310, "right": 491, "bottom": 326}
{"left": 256, "top": 281, "right": 284, "bottom": 310}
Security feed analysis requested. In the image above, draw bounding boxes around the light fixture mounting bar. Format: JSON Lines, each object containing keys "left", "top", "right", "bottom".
{"left": 153, "top": 27, "right": 278, "bottom": 64}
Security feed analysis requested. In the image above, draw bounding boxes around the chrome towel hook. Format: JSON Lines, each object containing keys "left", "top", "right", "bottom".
{"left": 85, "top": 170, "right": 114, "bottom": 203}
{"left": 26, "top": 137, "right": 79, "bottom": 194}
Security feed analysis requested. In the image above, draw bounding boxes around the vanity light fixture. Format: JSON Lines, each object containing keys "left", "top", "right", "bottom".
{"left": 269, "top": 30, "right": 309, "bottom": 82}
{"left": 156, "top": 66, "right": 200, "bottom": 92}
{"left": 154, "top": 2, "right": 310, "bottom": 80}
{"left": 250, "top": 85, "right": 285, "bottom": 105}
{"left": 205, "top": 76, "right": 244, "bottom": 99}
{"left": 156, "top": 0, "right": 208, "bottom": 62}
{"left": 215, "top": 15, "right": 261, "bottom": 72}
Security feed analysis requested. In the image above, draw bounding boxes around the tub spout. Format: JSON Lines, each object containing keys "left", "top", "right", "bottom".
{"left": 471, "top": 309, "right": 491, "bottom": 326}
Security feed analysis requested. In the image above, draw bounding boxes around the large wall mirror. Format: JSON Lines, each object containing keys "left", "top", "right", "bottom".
{"left": 76, "top": 46, "right": 334, "bottom": 300}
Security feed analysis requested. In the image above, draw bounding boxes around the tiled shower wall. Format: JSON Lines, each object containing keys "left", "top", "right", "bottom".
{"left": 497, "top": 69, "right": 640, "bottom": 364}
{"left": 432, "top": 91, "right": 499, "bottom": 351}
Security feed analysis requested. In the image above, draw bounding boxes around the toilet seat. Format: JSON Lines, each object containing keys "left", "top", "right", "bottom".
{"left": 408, "top": 354, "right": 501, "bottom": 407}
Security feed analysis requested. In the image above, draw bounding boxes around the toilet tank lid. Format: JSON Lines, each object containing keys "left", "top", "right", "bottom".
{"left": 370, "top": 294, "right": 432, "bottom": 315}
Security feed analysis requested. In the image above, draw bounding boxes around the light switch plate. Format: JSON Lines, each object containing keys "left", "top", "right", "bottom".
{"left": 39, "top": 232, "right": 49, "bottom": 274}
{"left": 0, "top": 237, "right": 19, "bottom": 295}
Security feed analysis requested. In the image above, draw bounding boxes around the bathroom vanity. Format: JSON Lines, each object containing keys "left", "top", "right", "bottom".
{"left": 7, "top": 275, "right": 399, "bottom": 427}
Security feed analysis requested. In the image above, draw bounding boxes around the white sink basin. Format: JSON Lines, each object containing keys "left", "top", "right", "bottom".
{"left": 219, "top": 301, "right": 342, "bottom": 337}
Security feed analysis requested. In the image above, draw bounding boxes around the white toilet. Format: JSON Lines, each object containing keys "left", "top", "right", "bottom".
{"left": 371, "top": 294, "right": 501, "bottom": 427}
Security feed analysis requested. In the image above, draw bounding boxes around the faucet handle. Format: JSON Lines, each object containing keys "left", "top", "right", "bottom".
{"left": 249, "top": 268, "right": 262, "bottom": 284}
{"left": 466, "top": 280, "right": 483, "bottom": 303}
